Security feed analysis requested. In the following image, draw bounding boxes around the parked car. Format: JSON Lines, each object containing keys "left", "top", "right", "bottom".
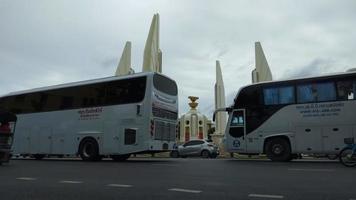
{"left": 170, "top": 140, "right": 219, "bottom": 158}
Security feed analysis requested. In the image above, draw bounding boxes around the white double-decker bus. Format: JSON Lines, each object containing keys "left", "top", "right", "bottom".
{"left": 0, "top": 72, "right": 178, "bottom": 161}
{"left": 215, "top": 71, "right": 356, "bottom": 161}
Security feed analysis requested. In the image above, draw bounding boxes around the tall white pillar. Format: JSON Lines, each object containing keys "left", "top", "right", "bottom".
{"left": 212, "top": 60, "right": 227, "bottom": 155}
{"left": 252, "top": 42, "right": 272, "bottom": 83}
{"left": 142, "top": 13, "right": 162, "bottom": 73}
{"left": 115, "top": 41, "right": 133, "bottom": 76}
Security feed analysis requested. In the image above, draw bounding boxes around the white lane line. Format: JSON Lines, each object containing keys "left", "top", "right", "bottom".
{"left": 16, "top": 177, "right": 37, "bottom": 181}
{"left": 248, "top": 194, "right": 284, "bottom": 199}
{"left": 288, "top": 168, "right": 335, "bottom": 172}
{"left": 59, "top": 180, "right": 83, "bottom": 184}
{"left": 107, "top": 184, "right": 133, "bottom": 188}
{"left": 168, "top": 188, "right": 202, "bottom": 194}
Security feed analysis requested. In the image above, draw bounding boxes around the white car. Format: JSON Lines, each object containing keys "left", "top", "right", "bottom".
{"left": 170, "top": 140, "right": 219, "bottom": 158}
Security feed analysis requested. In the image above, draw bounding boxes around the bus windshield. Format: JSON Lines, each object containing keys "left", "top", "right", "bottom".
{"left": 153, "top": 74, "right": 178, "bottom": 96}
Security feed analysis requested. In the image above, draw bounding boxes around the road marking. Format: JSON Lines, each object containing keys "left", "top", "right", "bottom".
{"left": 288, "top": 168, "right": 335, "bottom": 172}
{"left": 168, "top": 188, "right": 202, "bottom": 194}
{"left": 248, "top": 194, "right": 284, "bottom": 199}
{"left": 107, "top": 184, "right": 133, "bottom": 188}
{"left": 59, "top": 180, "right": 83, "bottom": 184}
{"left": 16, "top": 177, "right": 37, "bottom": 181}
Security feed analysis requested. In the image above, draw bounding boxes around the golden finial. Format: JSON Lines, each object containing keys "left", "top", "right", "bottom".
{"left": 188, "top": 96, "right": 199, "bottom": 109}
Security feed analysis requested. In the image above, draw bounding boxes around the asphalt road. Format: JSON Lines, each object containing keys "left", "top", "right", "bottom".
{"left": 0, "top": 158, "right": 355, "bottom": 200}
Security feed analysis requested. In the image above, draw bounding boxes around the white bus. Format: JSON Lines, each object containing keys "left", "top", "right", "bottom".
{"left": 0, "top": 72, "right": 178, "bottom": 161}
{"left": 215, "top": 71, "right": 356, "bottom": 161}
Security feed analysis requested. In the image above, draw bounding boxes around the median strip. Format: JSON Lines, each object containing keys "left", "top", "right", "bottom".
{"left": 248, "top": 194, "right": 284, "bottom": 199}
{"left": 168, "top": 188, "right": 202, "bottom": 194}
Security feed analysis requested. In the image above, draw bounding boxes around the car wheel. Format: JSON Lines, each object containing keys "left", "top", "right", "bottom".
{"left": 79, "top": 138, "right": 101, "bottom": 161}
{"left": 210, "top": 153, "right": 218, "bottom": 158}
{"left": 201, "top": 150, "right": 210, "bottom": 158}
{"left": 266, "top": 138, "right": 291, "bottom": 162}
{"left": 170, "top": 151, "right": 179, "bottom": 158}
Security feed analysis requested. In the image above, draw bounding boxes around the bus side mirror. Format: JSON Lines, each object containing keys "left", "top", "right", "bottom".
{"left": 213, "top": 107, "right": 232, "bottom": 122}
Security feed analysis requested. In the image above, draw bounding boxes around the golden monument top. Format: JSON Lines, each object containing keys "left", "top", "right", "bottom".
{"left": 188, "top": 96, "right": 199, "bottom": 109}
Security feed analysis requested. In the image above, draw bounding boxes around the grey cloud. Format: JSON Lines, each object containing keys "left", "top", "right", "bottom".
{"left": 283, "top": 58, "right": 348, "bottom": 79}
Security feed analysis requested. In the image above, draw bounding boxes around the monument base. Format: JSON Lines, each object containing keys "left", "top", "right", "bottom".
{"left": 211, "top": 133, "right": 227, "bottom": 157}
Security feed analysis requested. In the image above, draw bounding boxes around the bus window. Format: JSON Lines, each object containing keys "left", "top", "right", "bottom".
{"left": 279, "top": 86, "right": 294, "bottom": 104}
{"left": 337, "top": 81, "right": 354, "bottom": 100}
{"left": 263, "top": 86, "right": 294, "bottom": 105}
{"left": 263, "top": 88, "right": 278, "bottom": 105}
{"left": 230, "top": 111, "right": 244, "bottom": 126}
{"left": 297, "top": 82, "right": 336, "bottom": 103}
{"left": 153, "top": 74, "right": 178, "bottom": 96}
{"left": 297, "top": 84, "right": 315, "bottom": 103}
{"left": 317, "top": 82, "right": 336, "bottom": 101}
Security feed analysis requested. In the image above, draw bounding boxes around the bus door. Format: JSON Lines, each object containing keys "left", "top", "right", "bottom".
{"left": 227, "top": 109, "right": 247, "bottom": 152}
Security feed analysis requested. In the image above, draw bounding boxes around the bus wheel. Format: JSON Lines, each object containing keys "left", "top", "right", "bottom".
{"left": 33, "top": 154, "right": 45, "bottom": 160}
{"left": 79, "top": 138, "right": 101, "bottom": 161}
{"left": 266, "top": 138, "right": 291, "bottom": 162}
{"left": 111, "top": 154, "right": 131, "bottom": 161}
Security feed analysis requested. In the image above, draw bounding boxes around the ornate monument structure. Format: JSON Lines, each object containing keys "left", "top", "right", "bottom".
{"left": 177, "top": 96, "right": 212, "bottom": 143}
{"left": 252, "top": 41, "right": 273, "bottom": 83}
{"left": 115, "top": 13, "right": 162, "bottom": 75}
{"left": 211, "top": 61, "right": 227, "bottom": 153}
{"left": 115, "top": 41, "right": 134, "bottom": 76}
{"left": 142, "top": 13, "right": 162, "bottom": 73}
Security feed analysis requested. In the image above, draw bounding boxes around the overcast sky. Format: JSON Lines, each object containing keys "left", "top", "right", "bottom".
{"left": 1, "top": 0, "right": 356, "bottom": 117}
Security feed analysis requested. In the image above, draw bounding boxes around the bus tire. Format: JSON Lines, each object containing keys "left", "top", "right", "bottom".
{"left": 266, "top": 138, "right": 291, "bottom": 162}
{"left": 79, "top": 138, "right": 101, "bottom": 161}
{"left": 33, "top": 154, "right": 45, "bottom": 160}
{"left": 111, "top": 154, "right": 131, "bottom": 161}
{"left": 339, "top": 147, "right": 356, "bottom": 167}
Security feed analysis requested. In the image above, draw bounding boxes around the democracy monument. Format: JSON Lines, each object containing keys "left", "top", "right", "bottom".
{"left": 114, "top": 13, "right": 274, "bottom": 152}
